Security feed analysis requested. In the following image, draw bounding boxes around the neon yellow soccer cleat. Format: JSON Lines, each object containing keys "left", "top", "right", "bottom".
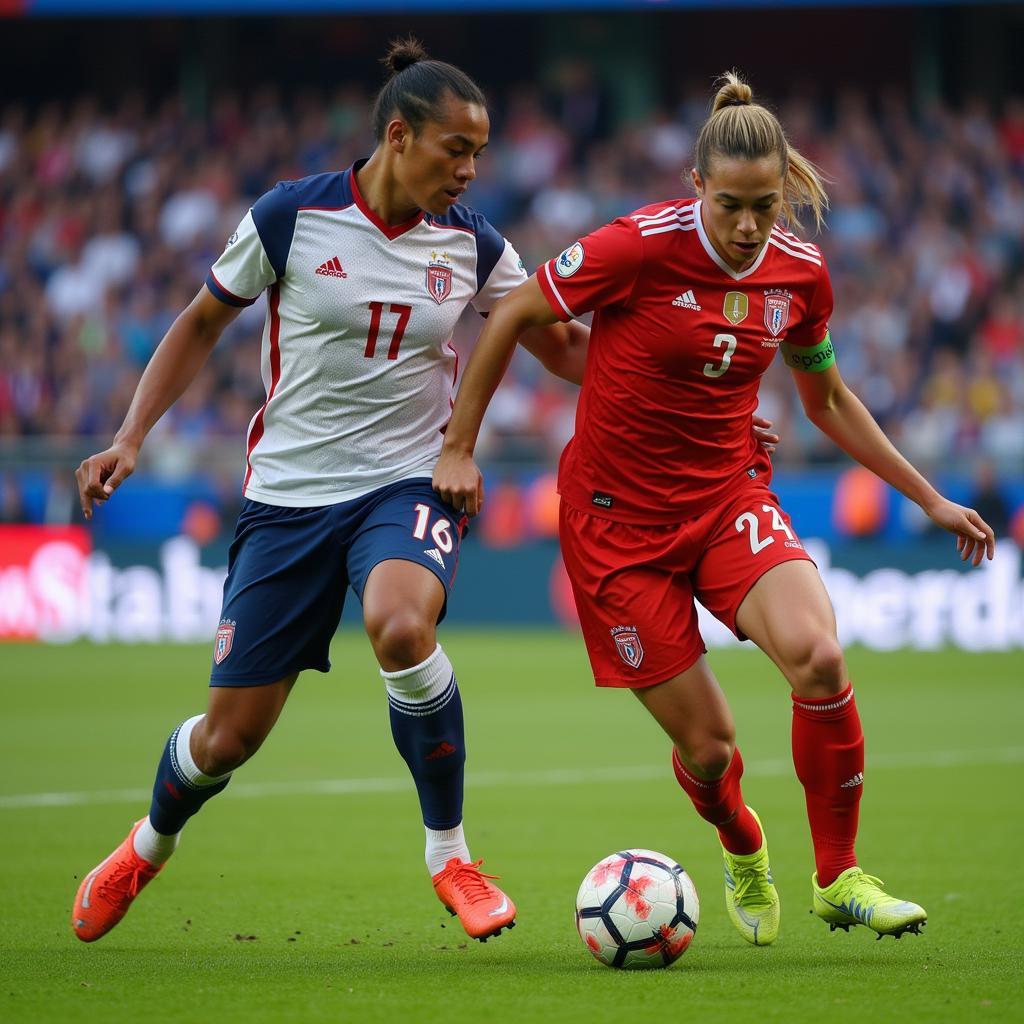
{"left": 722, "top": 807, "right": 780, "bottom": 946}
{"left": 812, "top": 867, "right": 927, "bottom": 939}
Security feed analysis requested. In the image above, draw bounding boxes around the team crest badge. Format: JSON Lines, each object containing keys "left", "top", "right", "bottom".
{"left": 610, "top": 625, "right": 644, "bottom": 669}
{"left": 763, "top": 289, "right": 792, "bottom": 337}
{"left": 426, "top": 250, "right": 453, "bottom": 304}
{"left": 214, "top": 619, "right": 236, "bottom": 665}
{"left": 723, "top": 291, "right": 748, "bottom": 325}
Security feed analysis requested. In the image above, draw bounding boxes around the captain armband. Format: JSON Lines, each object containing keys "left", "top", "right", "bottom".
{"left": 780, "top": 332, "right": 836, "bottom": 373}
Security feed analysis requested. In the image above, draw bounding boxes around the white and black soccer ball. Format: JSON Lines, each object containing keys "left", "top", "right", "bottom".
{"left": 575, "top": 849, "right": 699, "bottom": 969}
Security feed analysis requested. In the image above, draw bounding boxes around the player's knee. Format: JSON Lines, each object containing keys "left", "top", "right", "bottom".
{"left": 684, "top": 738, "right": 735, "bottom": 780}
{"left": 366, "top": 609, "right": 436, "bottom": 670}
{"left": 790, "top": 635, "right": 846, "bottom": 697}
{"left": 193, "top": 725, "right": 260, "bottom": 776}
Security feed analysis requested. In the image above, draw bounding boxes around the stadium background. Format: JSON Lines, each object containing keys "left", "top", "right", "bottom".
{"left": 1, "top": 0, "right": 1023, "bottom": 645}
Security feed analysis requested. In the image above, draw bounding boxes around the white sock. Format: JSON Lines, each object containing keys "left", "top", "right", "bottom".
{"left": 133, "top": 817, "right": 180, "bottom": 865}
{"left": 381, "top": 644, "right": 454, "bottom": 706}
{"left": 426, "top": 823, "right": 471, "bottom": 876}
{"left": 131, "top": 715, "right": 230, "bottom": 865}
{"left": 175, "top": 714, "right": 232, "bottom": 786}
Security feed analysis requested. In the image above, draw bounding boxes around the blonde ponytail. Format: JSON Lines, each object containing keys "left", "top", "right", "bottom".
{"left": 694, "top": 71, "right": 829, "bottom": 232}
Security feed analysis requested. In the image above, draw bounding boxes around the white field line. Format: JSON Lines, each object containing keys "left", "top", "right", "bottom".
{"left": 1, "top": 746, "right": 1022, "bottom": 811}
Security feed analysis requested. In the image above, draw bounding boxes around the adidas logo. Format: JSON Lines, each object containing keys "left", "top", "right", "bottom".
{"left": 315, "top": 257, "right": 347, "bottom": 278}
{"left": 841, "top": 772, "right": 864, "bottom": 788}
{"left": 426, "top": 741, "right": 457, "bottom": 760}
{"left": 424, "top": 548, "right": 446, "bottom": 569}
{"left": 672, "top": 289, "right": 701, "bottom": 310}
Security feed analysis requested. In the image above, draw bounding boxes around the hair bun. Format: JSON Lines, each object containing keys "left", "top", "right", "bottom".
{"left": 383, "top": 37, "right": 429, "bottom": 75}
{"left": 712, "top": 71, "right": 754, "bottom": 114}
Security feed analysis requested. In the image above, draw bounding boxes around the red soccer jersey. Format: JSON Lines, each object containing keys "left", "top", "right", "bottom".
{"left": 538, "top": 198, "right": 834, "bottom": 525}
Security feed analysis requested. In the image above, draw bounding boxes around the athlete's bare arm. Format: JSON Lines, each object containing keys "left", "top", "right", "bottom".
{"left": 517, "top": 319, "right": 590, "bottom": 385}
{"left": 792, "top": 362, "right": 995, "bottom": 565}
{"left": 435, "top": 276, "right": 556, "bottom": 515}
{"left": 76, "top": 287, "right": 242, "bottom": 519}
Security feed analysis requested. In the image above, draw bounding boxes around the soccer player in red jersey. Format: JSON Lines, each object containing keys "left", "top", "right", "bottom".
{"left": 434, "top": 72, "right": 996, "bottom": 945}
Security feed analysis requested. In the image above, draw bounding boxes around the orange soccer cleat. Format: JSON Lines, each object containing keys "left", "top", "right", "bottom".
{"left": 71, "top": 818, "right": 164, "bottom": 942}
{"left": 431, "top": 857, "right": 516, "bottom": 942}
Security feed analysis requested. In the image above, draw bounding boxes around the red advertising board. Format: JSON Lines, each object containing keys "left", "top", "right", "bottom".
{"left": 0, "top": 526, "right": 92, "bottom": 641}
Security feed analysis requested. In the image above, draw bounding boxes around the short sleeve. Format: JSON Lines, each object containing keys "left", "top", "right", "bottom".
{"left": 206, "top": 209, "right": 276, "bottom": 307}
{"left": 784, "top": 258, "right": 834, "bottom": 350}
{"left": 472, "top": 239, "right": 528, "bottom": 314}
{"left": 536, "top": 218, "right": 643, "bottom": 322}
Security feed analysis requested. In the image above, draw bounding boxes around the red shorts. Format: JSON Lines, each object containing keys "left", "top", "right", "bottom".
{"left": 559, "top": 481, "right": 814, "bottom": 688}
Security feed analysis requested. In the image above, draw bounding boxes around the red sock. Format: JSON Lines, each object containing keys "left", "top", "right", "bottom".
{"left": 671, "top": 746, "right": 762, "bottom": 855}
{"left": 791, "top": 683, "right": 863, "bottom": 887}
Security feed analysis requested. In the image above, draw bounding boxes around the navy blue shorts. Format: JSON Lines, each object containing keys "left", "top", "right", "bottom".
{"left": 210, "top": 478, "right": 467, "bottom": 686}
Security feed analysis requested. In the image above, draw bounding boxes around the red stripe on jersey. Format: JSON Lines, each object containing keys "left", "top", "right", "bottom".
{"left": 243, "top": 283, "right": 282, "bottom": 493}
{"left": 350, "top": 170, "right": 423, "bottom": 240}
{"left": 447, "top": 338, "right": 460, "bottom": 387}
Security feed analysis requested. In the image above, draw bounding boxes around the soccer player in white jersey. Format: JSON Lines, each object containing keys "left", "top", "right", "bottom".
{"left": 71, "top": 39, "right": 589, "bottom": 945}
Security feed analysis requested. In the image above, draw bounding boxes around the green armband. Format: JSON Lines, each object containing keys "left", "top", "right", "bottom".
{"left": 780, "top": 331, "right": 836, "bottom": 373}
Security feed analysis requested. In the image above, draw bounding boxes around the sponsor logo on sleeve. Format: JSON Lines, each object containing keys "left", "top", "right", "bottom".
{"left": 555, "top": 242, "right": 585, "bottom": 278}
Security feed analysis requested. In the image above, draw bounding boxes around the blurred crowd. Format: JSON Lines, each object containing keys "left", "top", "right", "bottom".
{"left": 1, "top": 70, "right": 1023, "bottom": 492}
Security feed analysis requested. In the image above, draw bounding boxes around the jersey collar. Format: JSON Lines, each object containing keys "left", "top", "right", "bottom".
{"left": 693, "top": 199, "right": 771, "bottom": 281}
{"left": 349, "top": 159, "right": 425, "bottom": 241}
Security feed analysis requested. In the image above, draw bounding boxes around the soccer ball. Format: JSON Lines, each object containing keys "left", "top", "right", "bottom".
{"left": 575, "top": 849, "right": 699, "bottom": 969}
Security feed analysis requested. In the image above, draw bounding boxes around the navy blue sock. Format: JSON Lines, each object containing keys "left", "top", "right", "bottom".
{"left": 148, "top": 717, "right": 231, "bottom": 835}
{"left": 386, "top": 654, "right": 466, "bottom": 831}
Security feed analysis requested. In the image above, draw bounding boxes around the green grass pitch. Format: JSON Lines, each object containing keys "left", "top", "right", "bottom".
{"left": 1, "top": 633, "right": 1022, "bottom": 1023}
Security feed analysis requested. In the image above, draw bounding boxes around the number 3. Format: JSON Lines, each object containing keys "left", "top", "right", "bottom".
{"left": 735, "top": 504, "right": 795, "bottom": 554}
{"left": 703, "top": 333, "right": 737, "bottom": 378}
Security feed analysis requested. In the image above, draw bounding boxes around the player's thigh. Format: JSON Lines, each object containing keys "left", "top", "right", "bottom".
{"left": 632, "top": 655, "right": 736, "bottom": 770}
{"left": 211, "top": 500, "right": 349, "bottom": 686}
{"left": 693, "top": 486, "right": 815, "bottom": 643}
{"left": 347, "top": 480, "right": 464, "bottom": 656}
{"left": 734, "top": 560, "right": 846, "bottom": 694}
{"left": 559, "top": 502, "right": 705, "bottom": 689}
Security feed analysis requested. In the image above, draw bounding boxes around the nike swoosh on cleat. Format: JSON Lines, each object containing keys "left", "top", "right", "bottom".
{"left": 81, "top": 870, "right": 101, "bottom": 909}
{"left": 488, "top": 897, "right": 509, "bottom": 917}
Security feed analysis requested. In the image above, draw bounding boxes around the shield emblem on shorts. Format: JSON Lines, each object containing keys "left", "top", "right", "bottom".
{"left": 764, "top": 293, "right": 791, "bottom": 337}
{"left": 214, "top": 620, "right": 235, "bottom": 665}
{"left": 427, "top": 264, "right": 453, "bottom": 304}
{"left": 611, "top": 625, "right": 644, "bottom": 669}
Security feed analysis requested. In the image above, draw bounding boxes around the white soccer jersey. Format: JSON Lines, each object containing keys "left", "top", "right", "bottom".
{"left": 206, "top": 161, "right": 527, "bottom": 507}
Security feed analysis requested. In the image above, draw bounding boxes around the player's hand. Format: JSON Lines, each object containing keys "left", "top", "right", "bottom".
{"left": 752, "top": 414, "right": 779, "bottom": 454}
{"left": 923, "top": 497, "right": 996, "bottom": 567}
{"left": 433, "top": 448, "right": 484, "bottom": 518}
{"left": 75, "top": 441, "right": 139, "bottom": 520}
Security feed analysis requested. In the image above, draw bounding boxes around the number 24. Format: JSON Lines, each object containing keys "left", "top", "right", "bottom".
{"left": 735, "top": 504, "right": 794, "bottom": 554}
